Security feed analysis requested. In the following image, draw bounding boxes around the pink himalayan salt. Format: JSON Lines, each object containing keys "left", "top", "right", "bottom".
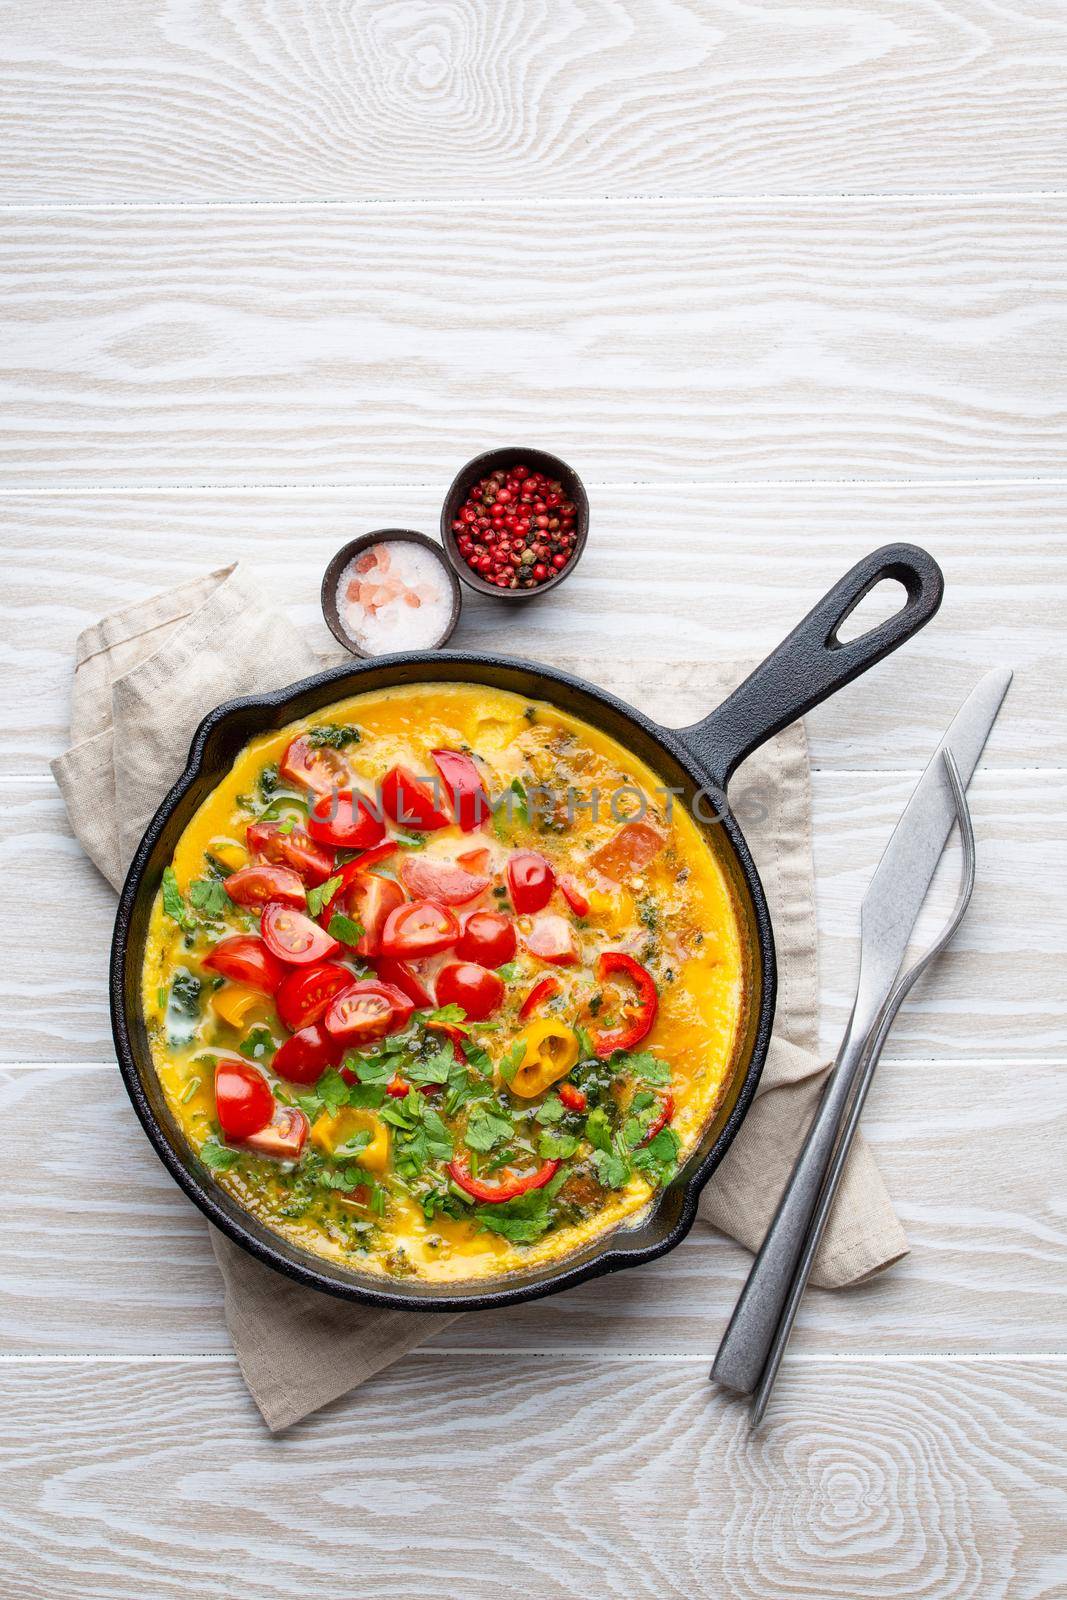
{"left": 336, "top": 539, "right": 452, "bottom": 655}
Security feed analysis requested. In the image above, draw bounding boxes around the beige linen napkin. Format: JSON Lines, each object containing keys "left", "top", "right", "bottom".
{"left": 53, "top": 564, "right": 907, "bottom": 1432}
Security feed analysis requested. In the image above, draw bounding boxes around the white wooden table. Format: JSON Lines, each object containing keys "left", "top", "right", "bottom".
{"left": 2, "top": 4, "right": 1065, "bottom": 1595}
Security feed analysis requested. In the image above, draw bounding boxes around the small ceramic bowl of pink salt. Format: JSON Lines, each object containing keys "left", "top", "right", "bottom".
{"left": 321, "top": 530, "right": 462, "bottom": 658}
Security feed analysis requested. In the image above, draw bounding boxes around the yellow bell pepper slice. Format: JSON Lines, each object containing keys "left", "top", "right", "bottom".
{"left": 509, "top": 1018, "right": 580, "bottom": 1098}
{"left": 210, "top": 983, "right": 265, "bottom": 1031}
{"left": 310, "top": 1108, "right": 390, "bottom": 1173}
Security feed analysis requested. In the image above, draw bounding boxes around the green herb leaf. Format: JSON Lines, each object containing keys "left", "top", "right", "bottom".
{"left": 327, "top": 912, "right": 364, "bottom": 946}
{"left": 584, "top": 1106, "right": 613, "bottom": 1152}
{"left": 422, "top": 1003, "right": 468, "bottom": 1031}
{"left": 538, "top": 1131, "right": 580, "bottom": 1159}
{"left": 307, "top": 723, "right": 361, "bottom": 750}
{"left": 306, "top": 872, "right": 343, "bottom": 918}
{"left": 200, "top": 1138, "right": 241, "bottom": 1172}
{"left": 316, "top": 1067, "right": 350, "bottom": 1114}
{"left": 535, "top": 1094, "right": 565, "bottom": 1125}
{"left": 161, "top": 867, "right": 188, "bottom": 927}
{"left": 464, "top": 1107, "right": 514, "bottom": 1153}
{"left": 238, "top": 1025, "right": 276, "bottom": 1063}
{"left": 498, "top": 1040, "right": 526, "bottom": 1085}
{"left": 407, "top": 1040, "right": 455, "bottom": 1088}
{"left": 496, "top": 962, "right": 521, "bottom": 982}
{"left": 510, "top": 777, "right": 529, "bottom": 824}
{"left": 188, "top": 876, "right": 229, "bottom": 918}
{"left": 592, "top": 1147, "right": 631, "bottom": 1189}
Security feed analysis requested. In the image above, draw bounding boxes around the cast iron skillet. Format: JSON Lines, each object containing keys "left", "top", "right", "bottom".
{"left": 111, "top": 543, "right": 943, "bottom": 1313}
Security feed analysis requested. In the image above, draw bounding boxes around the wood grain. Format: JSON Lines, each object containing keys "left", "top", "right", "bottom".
{"left": 3, "top": 768, "right": 1058, "bottom": 1063}
{"left": 2, "top": 0, "right": 1066, "bottom": 201}
{"left": 2, "top": 202, "right": 1065, "bottom": 486}
{"left": 0, "top": 1357, "right": 1064, "bottom": 1600}
{"left": 3, "top": 483, "right": 1063, "bottom": 778}
{"left": 2, "top": 1059, "right": 1064, "bottom": 1358}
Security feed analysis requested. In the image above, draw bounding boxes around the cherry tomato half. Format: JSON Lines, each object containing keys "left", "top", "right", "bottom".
{"left": 339, "top": 871, "right": 405, "bottom": 958}
{"left": 224, "top": 863, "right": 306, "bottom": 910}
{"left": 307, "top": 788, "right": 387, "bottom": 851}
{"left": 523, "top": 913, "right": 579, "bottom": 966}
{"left": 373, "top": 956, "right": 434, "bottom": 1008}
{"left": 272, "top": 1024, "right": 340, "bottom": 1084}
{"left": 261, "top": 902, "right": 341, "bottom": 966}
{"left": 507, "top": 851, "right": 555, "bottom": 914}
{"left": 435, "top": 961, "right": 504, "bottom": 1021}
{"left": 203, "top": 935, "right": 286, "bottom": 995}
{"left": 276, "top": 961, "right": 354, "bottom": 1032}
{"left": 242, "top": 1106, "right": 310, "bottom": 1159}
{"left": 456, "top": 910, "right": 516, "bottom": 968}
{"left": 430, "top": 748, "right": 490, "bottom": 832}
{"left": 280, "top": 735, "right": 351, "bottom": 798}
{"left": 324, "top": 980, "right": 414, "bottom": 1046}
{"left": 379, "top": 899, "right": 459, "bottom": 959}
{"left": 314, "top": 846, "right": 397, "bottom": 923}
{"left": 246, "top": 820, "right": 334, "bottom": 887}
{"left": 380, "top": 766, "right": 451, "bottom": 831}
{"left": 214, "top": 1056, "right": 274, "bottom": 1140}
{"left": 399, "top": 855, "right": 489, "bottom": 905}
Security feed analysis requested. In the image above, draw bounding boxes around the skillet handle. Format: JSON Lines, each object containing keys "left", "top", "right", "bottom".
{"left": 676, "top": 544, "right": 943, "bottom": 787}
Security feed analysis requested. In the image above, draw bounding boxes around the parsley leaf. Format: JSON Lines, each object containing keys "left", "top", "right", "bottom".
{"left": 327, "top": 912, "right": 364, "bottom": 946}
{"left": 306, "top": 873, "right": 343, "bottom": 918}
{"left": 407, "top": 1040, "right": 455, "bottom": 1088}
{"left": 472, "top": 1174, "right": 564, "bottom": 1244}
{"left": 200, "top": 1138, "right": 241, "bottom": 1172}
{"left": 422, "top": 1003, "right": 468, "bottom": 1030}
{"left": 584, "top": 1106, "right": 613, "bottom": 1152}
{"left": 535, "top": 1095, "right": 565, "bottom": 1125}
{"left": 496, "top": 962, "right": 521, "bottom": 982}
{"left": 238, "top": 1025, "right": 275, "bottom": 1064}
{"left": 620, "top": 1051, "right": 671, "bottom": 1085}
{"left": 307, "top": 723, "right": 361, "bottom": 749}
{"left": 464, "top": 1107, "right": 514, "bottom": 1153}
{"left": 188, "top": 876, "right": 229, "bottom": 918}
{"left": 316, "top": 1067, "right": 350, "bottom": 1114}
{"left": 161, "top": 867, "right": 190, "bottom": 928}
{"left": 592, "top": 1146, "right": 631, "bottom": 1189}
{"left": 538, "top": 1130, "right": 580, "bottom": 1159}
{"left": 498, "top": 1040, "right": 527, "bottom": 1085}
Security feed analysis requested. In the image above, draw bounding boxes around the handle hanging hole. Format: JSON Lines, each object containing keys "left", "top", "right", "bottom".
{"left": 831, "top": 577, "right": 910, "bottom": 646}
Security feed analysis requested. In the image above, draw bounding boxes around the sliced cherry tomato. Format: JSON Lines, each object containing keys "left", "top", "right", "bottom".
{"left": 315, "top": 846, "right": 397, "bottom": 923}
{"left": 246, "top": 820, "right": 335, "bottom": 887}
{"left": 507, "top": 851, "right": 556, "bottom": 914}
{"left": 558, "top": 874, "right": 590, "bottom": 917}
{"left": 518, "top": 974, "right": 561, "bottom": 1019}
{"left": 224, "top": 863, "right": 306, "bottom": 910}
{"left": 381, "top": 766, "right": 451, "bottom": 831}
{"left": 307, "top": 787, "right": 386, "bottom": 851}
{"left": 374, "top": 956, "right": 434, "bottom": 1008}
{"left": 590, "top": 821, "right": 664, "bottom": 882}
{"left": 640, "top": 1093, "right": 674, "bottom": 1145}
{"left": 456, "top": 909, "right": 516, "bottom": 968}
{"left": 380, "top": 899, "right": 459, "bottom": 959}
{"left": 275, "top": 961, "right": 354, "bottom": 1032}
{"left": 430, "top": 748, "right": 490, "bottom": 832}
{"left": 214, "top": 1056, "right": 274, "bottom": 1140}
{"left": 399, "top": 855, "right": 490, "bottom": 905}
{"left": 457, "top": 846, "right": 491, "bottom": 873}
{"left": 435, "top": 961, "right": 504, "bottom": 1021}
{"left": 558, "top": 1082, "right": 587, "bottom": 1114}
{"left": 203, "top": 935, "right": 286, "bottom": 995}
{"left": 523, "top": 913, "right": 579, "bottom": 966}
{"left": 338, "top": 871, "right": 406, "bottom": 958}
{"left": 279, "top": 735, "right": 351, "bottom": 798}
{"left": 242, "top": 1106, "right": 310, "bottom": 1160}
{"left": 261, "top": 902, "right": 341, "bottom": 967}
{"left": 591, "top": 951, "right": 658, "bottom": 1056}
{"left": 272, "top": 1024, "right": 340, "bottom": 1085}
{"left": 325, "top": 980, "right": 415, "bottom": 1045}
{"left": 447, "top": 1149, "right": 559, "bottom": 1204}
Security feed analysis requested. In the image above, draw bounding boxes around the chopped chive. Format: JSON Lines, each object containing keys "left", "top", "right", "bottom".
{"left": 181, "top": 1076, "right": 201, "bottom": 1104}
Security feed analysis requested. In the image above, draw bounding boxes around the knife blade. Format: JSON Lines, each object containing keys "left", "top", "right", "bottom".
{"left": 849, "top": 666, "right": 1012, "bottom": 1039}
{"left": 711, "top": 667, "right": 1011, "bottom": 1396}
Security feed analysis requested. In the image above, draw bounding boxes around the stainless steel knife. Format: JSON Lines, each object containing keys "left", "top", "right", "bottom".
{"left": 710, "top": 667, "right": 1012, "bottom": 1397}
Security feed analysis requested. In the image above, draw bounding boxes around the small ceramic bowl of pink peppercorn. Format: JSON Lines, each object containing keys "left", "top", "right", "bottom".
{"left": 441, "top": 447, "right": 589, "bottom": 598}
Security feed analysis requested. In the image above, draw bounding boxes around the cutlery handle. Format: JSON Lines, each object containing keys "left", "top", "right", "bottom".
{"left": 710, "top": 1025, "right": 870, "bottom": 1394}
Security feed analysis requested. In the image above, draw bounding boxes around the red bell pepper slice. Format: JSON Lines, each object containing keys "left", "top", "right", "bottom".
{"left": 558, "top": 875, "right": 590, "bottom": 917}
{"left": 591, "top": 951, "right": 658, "bottom": 1057}
{"left": 558, "top": 1082, "right": 587, "bottom": 1113}
{"left": 447, "top": 1150, "right": 559, "bottom": 1204}
{"left": 518, "top": 974, "right": 561, "bottom": 1020}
